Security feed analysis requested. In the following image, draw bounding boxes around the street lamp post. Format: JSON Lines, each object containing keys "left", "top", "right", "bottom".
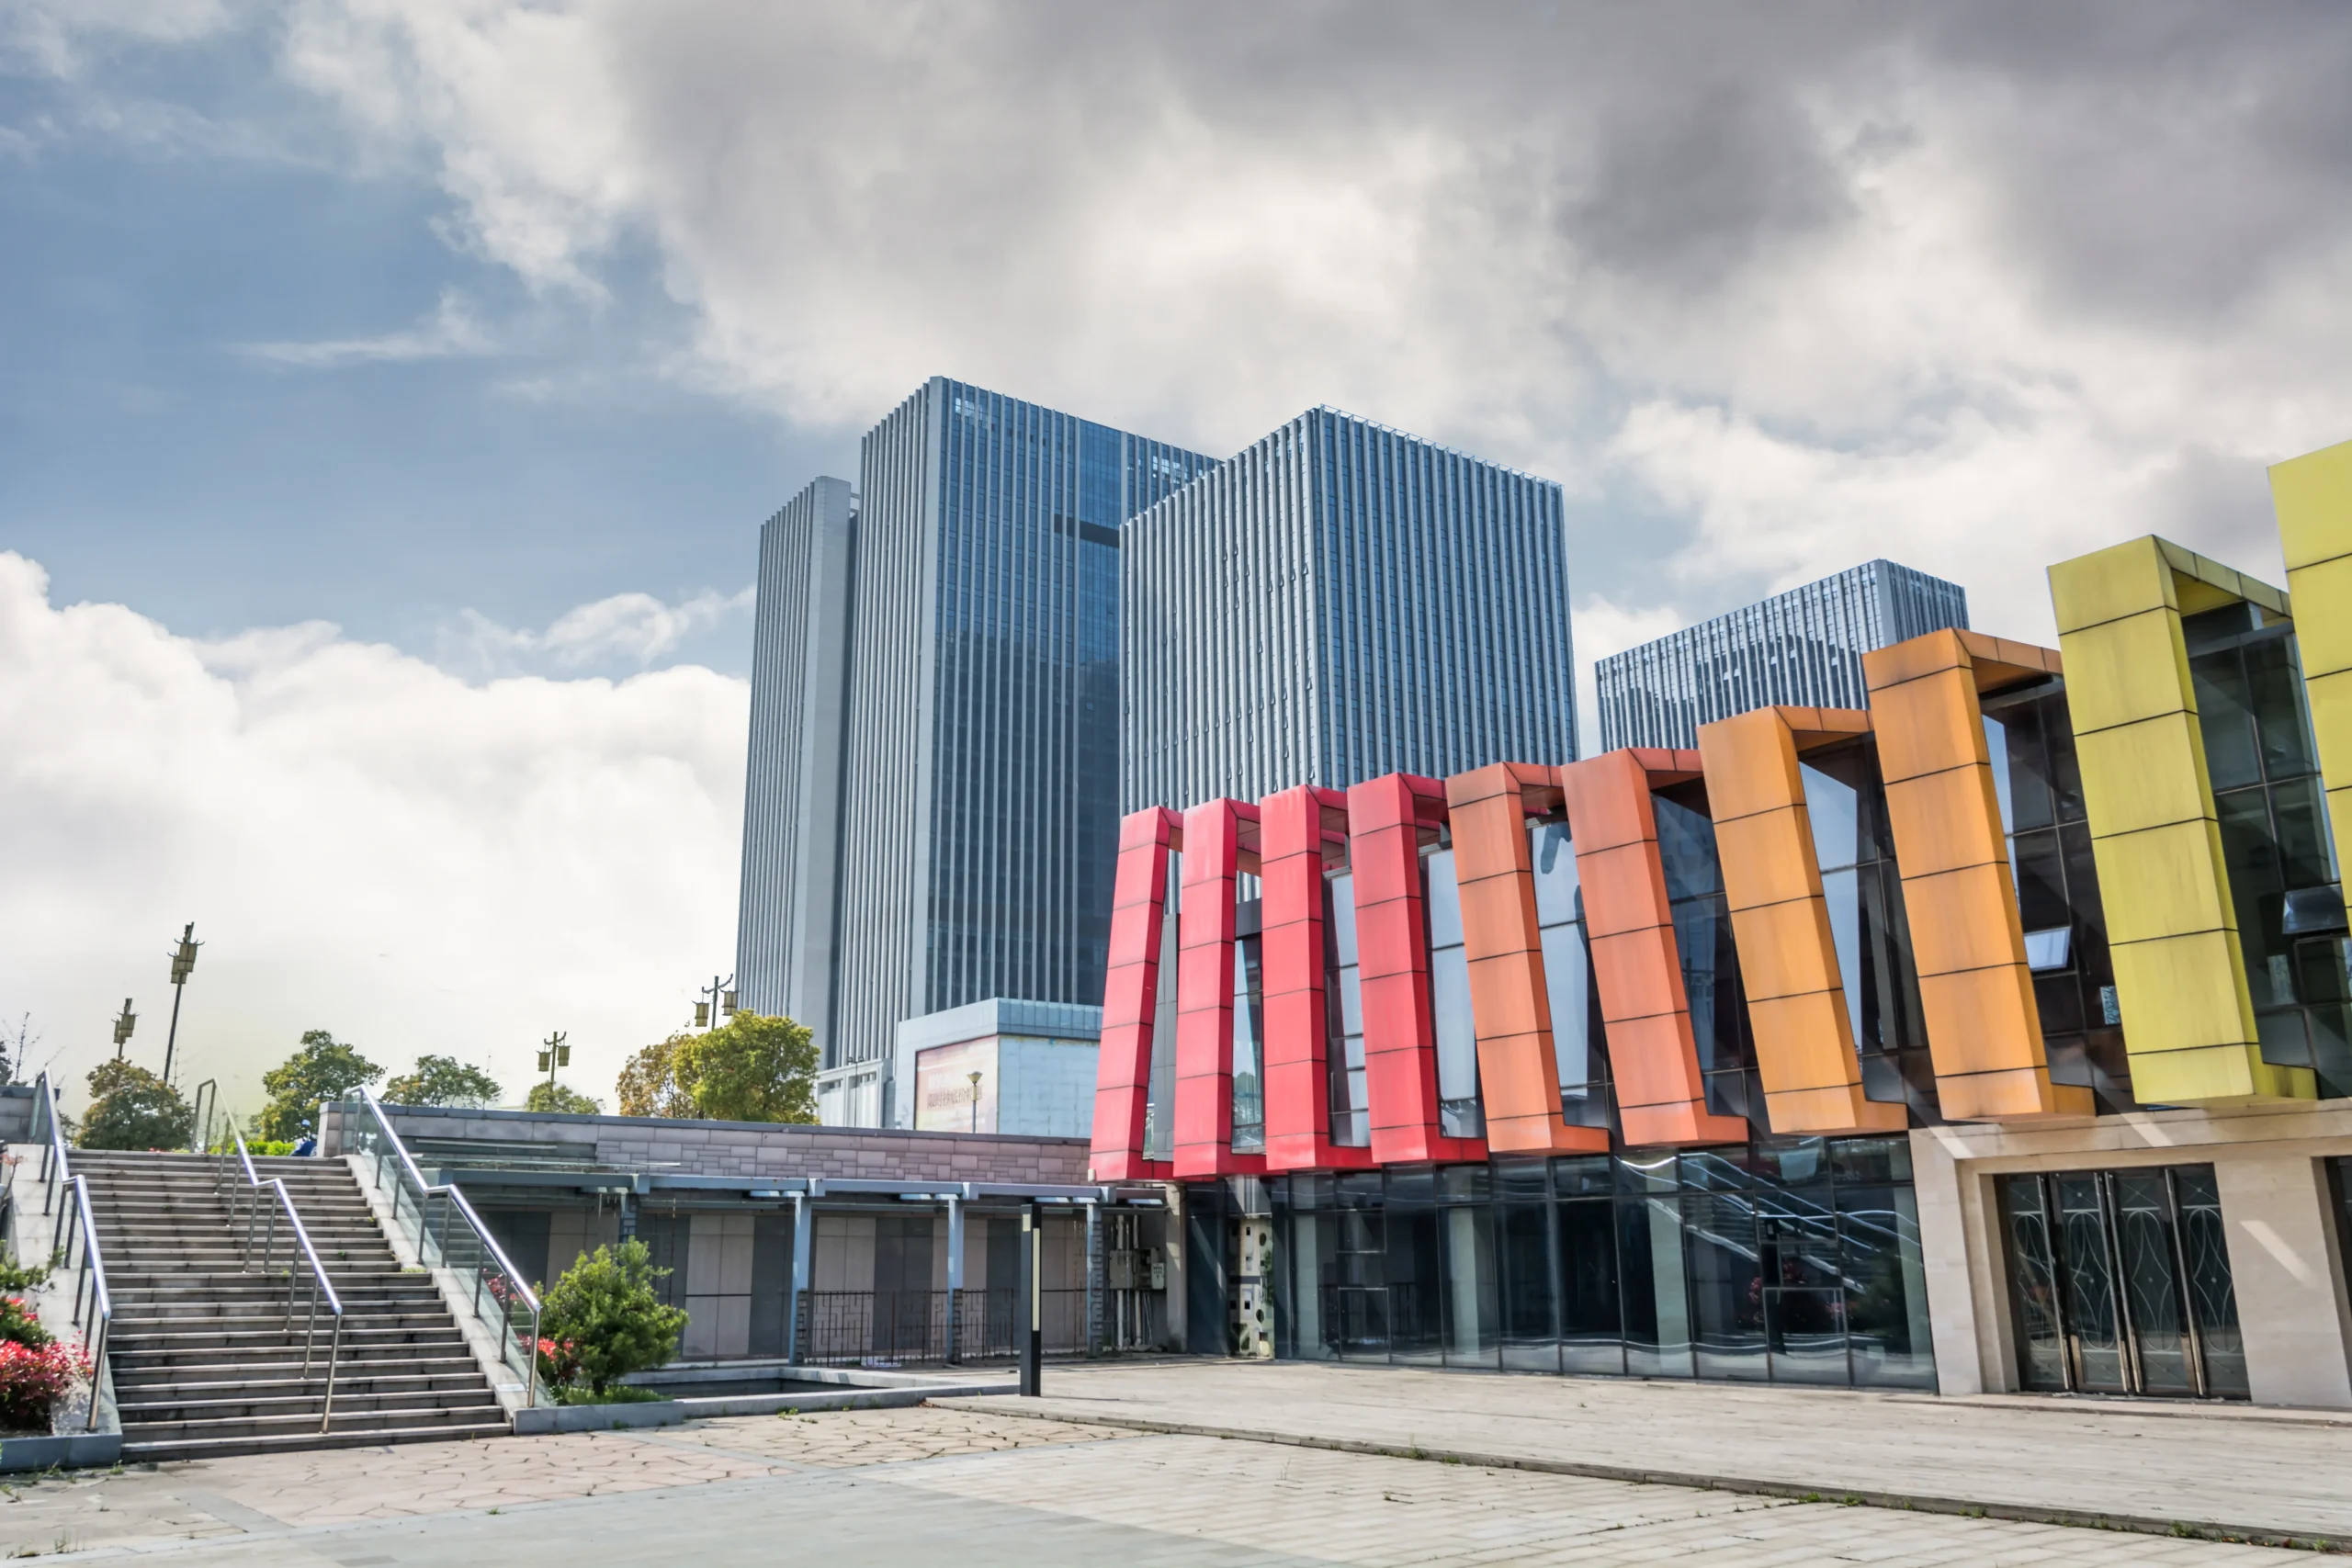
{"left": 967, "top": 1069, "right": 982, "bottom": 1134}
{"left": 110, "top": 999, "right": 136, "bottom": 1061}
{"left": 694, "top": 975, "right": 737, "bottom": 1032}
{"left": 161, "top": 923, "right": 201, "bottom": 1086}
{"left": 537, "top": 1031, "right": 571, "bottom": 1102}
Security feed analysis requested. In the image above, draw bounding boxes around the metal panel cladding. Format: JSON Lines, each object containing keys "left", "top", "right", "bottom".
{"left": 1594, "top": 560, "right": 1970, "bottom": 753}
{"left": 1122, "top": 407, "right": 1578, "bottom": 813}
{"left": 735, "top": 476, "right": 856, "bottom": 1047}
{"left": 831, "top": 378, "right": 1215, "bottom": 1075}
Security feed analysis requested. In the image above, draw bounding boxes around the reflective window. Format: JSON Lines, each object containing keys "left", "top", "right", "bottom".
{"left": 1324, "top": 871, "right": 1370, "bottom": 1146}
{"left": 1232, "top": 905, "right": 1265, "bottom": 1156}
{"left": 1983, "top": 683, "right": 2132, "bottom": 1111}
{"left": 1796, "top": 740, "right": 1928, "bottom": 1112}
{"left": 1271, "top": 1140, "right": 1935, "bottom": 1392}
{"left": 1423, "top": 846, "right": 1484, "bottom": 1139}
{"left": 2185, "top": 604, "right": 2348, "bottom": 1095}
{"left": 1654, "top": 785, "right": 1758, "bottom": 1122}
{"left": 1529, "top": 818, "right": 1611, "bottom": 1127}
{"left": 1143, "top": 851, "right": 1180, "bottom": 1160}
{"left": 1995, "top": 1164, "right": 2245, "bottom": 1399}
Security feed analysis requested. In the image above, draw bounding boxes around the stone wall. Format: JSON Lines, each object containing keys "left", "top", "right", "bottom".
{"left": 320, "top": 1100, "right": 1091, "bottom": 1186}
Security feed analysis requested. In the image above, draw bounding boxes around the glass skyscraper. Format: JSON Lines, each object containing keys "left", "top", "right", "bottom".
{"left": 1593, "top": 560, "right": 1968, "bottom": 752}
{"left": 826, "top": 378, "right": 1214, "bottom": 1082}
{"left": 1122, "top": 407, "right": 1578, "bottom": 811}
{"left": 735, "top": 476, "right": 856, "bottom": 1046}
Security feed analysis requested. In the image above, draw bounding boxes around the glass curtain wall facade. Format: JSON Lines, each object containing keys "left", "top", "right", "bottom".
{"left": 2183, "top": 604, "right": 2351, "bottom": 1093}
{"left": 1981, "top": 680, "right": 2134, "bottom": 1110}
{"left": 1267, "top": 1138, "right": 1934, "bottom": 1388}
{"left": 736, "top": 477, "right": 857, "bottom": 1043}
{"left": 1654, "top": 784, "right": 1765, "bottom": 1123}
{"left": 1529, "top": 817, "right": 1612, "bottom": 1127}
{"left": 832, "top": 379, "right": 1213, "bottom": 1077}
{"left": 1596, "top": 560, "right": 1969, "bottom": 752}
{"left": 1122, "top": 407, "right": 1577, "bottom": 813}
{"left": 1798, "top": 739, "right": 1937, "bottom": 1115}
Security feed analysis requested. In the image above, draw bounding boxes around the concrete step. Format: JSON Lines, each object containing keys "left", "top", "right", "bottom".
{"left": 120, "top": 1421, "right": 510, "bottom": 1464}
{"left": 121, "top": 1404, "right": 505, "bottom": 1450}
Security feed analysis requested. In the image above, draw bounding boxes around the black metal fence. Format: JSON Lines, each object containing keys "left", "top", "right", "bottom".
{"left": 797, "top": 1288, "right": 1090, "bottom": 1367}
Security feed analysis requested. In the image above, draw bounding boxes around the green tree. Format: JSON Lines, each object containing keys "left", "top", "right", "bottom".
{"left": 383, "top": 1054, "right": 503, "bottom": 1109}
{"left": 615, "top": 1032, "right": 695, "bottom": 1119}
{"left": 611, "top": 1015, "right": 817, "bottom": 1123}
{"left": 78, "top": 1059, "right": 194, "bottom": 1151}
{"left": 525, "top": 1080, "right": 603, "bottom": 1115}
{"left": 537, "top": 1239, "right": 687, "bottom": 1394}
{"left": 255, "top": 1030, "right": 381, "bottom": 1142}
{"left": 680, "top": 1012, "right": 817, "bottom": 1122}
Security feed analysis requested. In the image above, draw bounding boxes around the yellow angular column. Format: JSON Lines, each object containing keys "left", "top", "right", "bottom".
{"left": 2047, "top": 536, "right": 2312, "bottom": 1104}
{"left": 2270, "top": 438, "right": 2352, "bottom": 873}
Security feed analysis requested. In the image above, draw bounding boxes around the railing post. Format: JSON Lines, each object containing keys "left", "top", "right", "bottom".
{"left": 320, "top": 1314, "right": 343, "bottom": 1434}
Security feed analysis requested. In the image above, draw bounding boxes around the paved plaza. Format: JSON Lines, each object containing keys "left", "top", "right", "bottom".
{"left": 0, "top": 1385, "right": 2339, "bottom": 1565}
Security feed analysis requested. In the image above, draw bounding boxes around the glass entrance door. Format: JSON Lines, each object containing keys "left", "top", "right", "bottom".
{"left": 1996, "top": 1166, "right": 2247, "bottom": 1399}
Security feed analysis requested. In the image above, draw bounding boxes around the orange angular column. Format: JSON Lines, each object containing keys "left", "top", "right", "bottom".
{"left": 1346, "top": 773, "right": 1486, "bottom": 1166}
{"left": 1557, "top": 749, "right": 1750, "bottom": 1147}
{"left": 1444, "top": 763, "right": 1610, "bottom": 1156}
{"left": 1091, "top": 807, "right": 1179, "bottom": 1179}
{"left": 1259, "top": 785, "right": 1374, "bottom": 1172}
{"left": 1171, "top": 797, "right": 1265, "bottom": 1178}
{"left": 1698, "top": 707, "right": 1907, "bottom": 1135}
{"left": 1864, "top": 630, "right": 2094, "bottom": 1120}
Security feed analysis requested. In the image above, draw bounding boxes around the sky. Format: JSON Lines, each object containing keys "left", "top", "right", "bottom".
{"left": 5, "top": 1, "right": 2350, "bottom": 1115}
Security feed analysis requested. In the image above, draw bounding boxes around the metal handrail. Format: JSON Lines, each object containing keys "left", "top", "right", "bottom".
{"left": 340, "top": 1087, "right": 542, "bottom": 1404}
{"left": 212, "top": 1128, "right": 345, "bottom": 1432}
{"left": 28, "top": 1073, "right": 116, "bottom": 1433}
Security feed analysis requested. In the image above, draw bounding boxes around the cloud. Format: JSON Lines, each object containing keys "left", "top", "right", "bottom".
{"left": 239, "top": 288, "right": 496, "bottom": 367}
{"left": 0, "top": 553, "right": 746, "bottom": 1117}
{"left": 437, "top": 586, "right": 752, "bottom": 677}
{"left": 214, "top": 1, "right": 2352, "bottom": 634}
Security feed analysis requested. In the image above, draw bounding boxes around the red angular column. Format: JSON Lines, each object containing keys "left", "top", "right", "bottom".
{"left": 1171, "top": 798, "right": 1265, "bottom": 1179}
{"left": 1258, "top": 785, "right": 1375, "bottom": 1173}
{"left": 1346, "top": 773, "right": 1486, "bottom": 1167}
{"left": 1090, "top": 807, "right": 1179, "bottom": 1180}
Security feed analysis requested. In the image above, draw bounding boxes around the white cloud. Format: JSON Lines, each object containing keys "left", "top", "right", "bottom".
{"left": 0, "top": 553, "right": 746, "bottom": 1119}
{"left": 225, "top": 3, "right": 2352, "bottom": 637}
{"left": 436, "top": 586, "right": 752, "bottom": 677}
{"left": 239, "top": 288, "right": 496, "bottom": 367}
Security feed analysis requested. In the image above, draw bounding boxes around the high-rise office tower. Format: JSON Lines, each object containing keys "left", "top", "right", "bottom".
{"left": 1122, "top": 407, "right": 1578, "bottom": 811}
{"left": 1593, "top": 559, "right": 1969, "bottom": 752}
{"left": 735, "top": 477, "right": 856, "bottom": 1045}
{"left": 825, "top": 378, "right": 1215, "bottom": 1090}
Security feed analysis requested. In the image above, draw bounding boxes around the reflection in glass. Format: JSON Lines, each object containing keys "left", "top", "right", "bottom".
{"left": 1231, "top": 930, "right": 1266, "bottom": 1154}
{"left": 2054, "top": 1174, "right": 2126, "bottom": 1393}
{"left": 1144, "top": 851, "right": 1181, "bottom": 1160}
{"left": 1619, "top": 1196, "right": 1694, "bottom": 1378}
{"left": 1424, "top": 848, "right": 1484, "bottom": 1139}
{"left": 1684, "top": 1190, "right": 1767, "bottom": 1381}
{"left": 2177, "top": 1168, "right": 2247, "bottom": 1397}
{"left": 1325, "top": 872, "right": 1370, "bottom": 1146}
{"left": 1998, "top": 1175, "right": 2068, "bottom": 1391}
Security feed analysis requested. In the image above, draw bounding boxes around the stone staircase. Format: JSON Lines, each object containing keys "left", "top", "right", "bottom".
{"left": 76, "top": 1150, "right": 508, "bottom": 1461}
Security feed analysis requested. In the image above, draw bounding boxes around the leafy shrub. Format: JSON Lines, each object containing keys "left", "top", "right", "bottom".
{"left": 0, "top": 1339, "right": 85, "bottom": 1431}
{"left": 524, "top": 1081, "right": 603, "bottom": 1115}
{"left": 0, "top": 1295, "right": 51, "bottom": 1349}
{"left": 550, "top": 1383, "right": 664, "bottom": 1406}
{"left": 0, "top": 1246, "right": 48, "bottom": 1296}
{"left": 537, "top": 1240, "right": 688, "bottom": 1396}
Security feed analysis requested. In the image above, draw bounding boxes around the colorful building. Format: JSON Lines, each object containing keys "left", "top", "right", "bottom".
{"left": 1091, "top": 439, "right": 2352, "bottom": 1405}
